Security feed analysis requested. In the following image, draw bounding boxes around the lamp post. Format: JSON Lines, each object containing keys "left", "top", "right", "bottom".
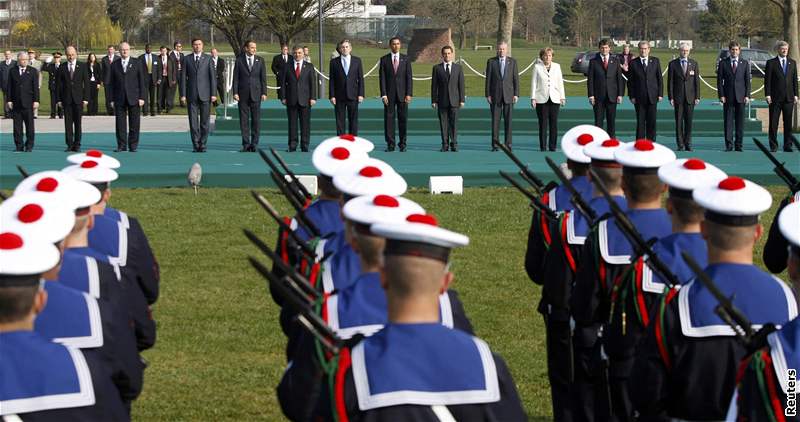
{"left": 318, "top": 0, "right": 325, "bottom": 97}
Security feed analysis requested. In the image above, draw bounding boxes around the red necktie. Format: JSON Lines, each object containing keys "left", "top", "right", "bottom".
{"left": 295, "top": 62, "right": 301, "bottom": 78}
{"left": 603, "top": 56, "right": 608, "bottom": 70}
{"left": 393, "top": 56, "right": 398, "bottom": 72}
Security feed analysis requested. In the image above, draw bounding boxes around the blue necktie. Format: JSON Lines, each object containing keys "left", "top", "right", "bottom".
{"left": 783, "top": 58, "right": 788, "bottom": 75}
{"left": 343, "top": 57, "right": 349, "bottom": 76}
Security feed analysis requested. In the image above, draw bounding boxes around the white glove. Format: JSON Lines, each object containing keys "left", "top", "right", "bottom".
{"left": 45, "top": 56, "right": 53, "bottom": 64}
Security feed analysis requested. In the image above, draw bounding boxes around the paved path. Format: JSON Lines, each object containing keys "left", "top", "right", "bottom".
{"left": 0, "top": 115, "right": 214, "bottom": 133}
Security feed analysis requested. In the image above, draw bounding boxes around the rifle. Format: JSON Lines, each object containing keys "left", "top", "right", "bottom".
{"left": 243, "top": 229, "right": 321, "bottom": 301}
{"left": 248, "top": 256, "right": 342, "bottom": 354}
{"left": 589, "top": 169, "right": 682, "bottom": 289}
{"left": 545, "top": 157, "right": 597, "bottom": 224}
{"left": 16, "top": 165, "right": 29, "bottom": 179}
{"left": 791, "top": 134, "right": 800, "bottom": 151}
{"left": 249, "top": 190, "right": 316, "bottom": 259}
{"left": 497, "top": 143, "right": 549, "bottom": 195}
{"left": 258, "top": 148, "right": 308, "bottom": 206}
{"left": 270, "top": 171, "right": 321, "bottom": 238}
{"left": 498, "top": 170, "right": 557, "bottom": 220}
{"left": 269, "top": 147, "right": 313, "bottom": 201}
{"left": 753, "top": 138, "right": 800, "bottom": 193}
{"left": 681, "top": 252, "right": 775, "bottom": 351}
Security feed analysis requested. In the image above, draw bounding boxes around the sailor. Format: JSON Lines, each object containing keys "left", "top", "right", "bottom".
{"left": 525, "top": 124, "right": 606, "bottom": 284}
{"left": 731, "top": 201, "right": 800, "bottom": 421}
{"left": 278, "top": 214, "right": 527, "bottom": 421}
{"left": 64, "top": 151, "right": 160, "bottom": 306}
{"left": 539, "top": 137, "right": 628, "bottom": 422}
{"left": 0, "top": 192, "right": 144, "bottom": 410}
{"left": 631, "top": 176, "right": 797, "bottom": 420}
{"left": 571, "top": 139, "right": 675, "bottom": 421}
{"left": 0, "top": 230, "right": 130, "bottom": 421}
{"left": 762, "top": 188, "right": 800, "bottom": 274}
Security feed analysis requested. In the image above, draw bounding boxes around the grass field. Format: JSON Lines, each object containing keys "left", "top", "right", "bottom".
{"left": 95, "top": 184, "right": 790, "bottom": 421}
{"left": 11, "top": 41, "right": 769, "bottom": 117}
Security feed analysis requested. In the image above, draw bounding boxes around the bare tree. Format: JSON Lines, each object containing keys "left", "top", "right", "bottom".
{"left": 29, "top": 0, "right": 106, "bottom": 49}
{"left": 767, "top": 0, "right": 800, "bottom": 59}
{"left": 255, "top": 0, "right": 342, "bottom": 46}
{"left": 107, "top": 0, "right": 144, "bottom": 40}
{"left": 161, "top": 0, "right": 260, "bottom": 54}
{"left": 496, "top": 0, "right": 515, "bottom": 54}
{"left": 432, "top": 0, "right": 483, "bottom": 49}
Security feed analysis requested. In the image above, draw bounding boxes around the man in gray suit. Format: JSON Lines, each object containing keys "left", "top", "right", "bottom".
{"left": 485, "top": 41, "right": 519, "bottom": 151}
{"left": 180, "top": 38, "right": 217, "bottom": 152}
{"left": 431, "top": 46, "right": 465, "bottom": 152}
{"left": 1, "top": 50, "right": 16, "bottom": 118}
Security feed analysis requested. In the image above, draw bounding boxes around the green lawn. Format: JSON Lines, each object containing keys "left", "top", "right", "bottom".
{"left": 18, "top": 42, "right": 764, "bottom": 116}
{"left": 81, "top": 184, "right": 789, "bottom": 420}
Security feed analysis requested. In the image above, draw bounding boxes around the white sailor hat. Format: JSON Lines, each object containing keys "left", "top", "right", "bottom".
{"left": 693, "top": 176, "right": 773, "bottom": 226}
{"left": 333, "top": 158, "right": 407, "bottom": 197}
{"left": 62, "top": 160, "right": 119, "bottom": 184}
{"left": 613, "top": 139, "right": 676, "bottom": 172}
{"left": 371, "top": 213, "right": 469, "bottom": 263}
{"left": 66, "top": 149, "right": 121, "bottom": 169}
{"left": 584, "top": 139, "right": 627, "bottom": 166}
{"left": 658, "top": 158, "right": 727, "bottom": 198}
{"left": 561, "top": 125, "right": 610, "bottom": 164}
{"left": 14, "top": 171, "right": 101, "bottom": 211}
{"left": 322, "top": 134, "right": 375, "bottom": 153}
{"left": 778, "top": 201, "right": 800, "bottom": 249}
{"left": 342, "top": 195, "right": 425, "bottom": 228}
{"left": 0, "top": 231, "right": 60, "bottom": 277}
{"left": 312, "top": 139, "right": 370, "bottom": 177}
{"left": 1, "top": 192, "right": 76, "bottom": 244}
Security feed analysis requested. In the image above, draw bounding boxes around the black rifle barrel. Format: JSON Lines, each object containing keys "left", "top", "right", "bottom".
{"left": 499, "top": 170, "right": 557, "bottom": 220}
{"left": 498, "top": 143, "right": 546, "bottom": 189}
{"left": 243, "top": 229, "right": 321, "bottom": 300}
{"left": 259, "top": 148, "right": 307, "bottom": 205}
{"left": 270, "top": 171, "right": 322, "bottom": 237}
{"left": 545, "top": 157, "right": 597, "bottom": 223}
{"left": 753, "top": 138, "right": 799, "bottom": 193}
{"left": 249, "top": 191, "right": 316, "bottom": 258}
{"left": 269, "top": 147, "right": 313, "bottom": 200}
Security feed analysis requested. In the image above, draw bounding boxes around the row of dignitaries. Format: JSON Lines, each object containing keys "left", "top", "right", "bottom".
{"left": 242, "top": 134, "right": 527, "bottom": 419}
{"left": 523, "top": 123, "right": 799, "bottom": 421}
{"left": 0, "top": 150, "right": 160, "bottom": 420}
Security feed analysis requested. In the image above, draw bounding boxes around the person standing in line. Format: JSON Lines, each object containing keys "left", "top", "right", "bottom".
{"left": 100, "top": 45, "right": 118, "bottom": 115}
{"left": 168, "top": 41, "right": 184, "bottom": 111}
{"left": 587, "top": 39, "right": 625, "bottom": 137}
{"left": 139, "top": 44, "right": 159, "bottom": 117}
{"left": 765, "top": 40, "right": 799, "bottom": 152}
{"left": 85, "top": 53, "right": 101, "bottom": 116}
{"left": 716, "top": 40, "right": 751, "bottom": 152}
{"left": 179, "top": 38, "right": 217, "bottom": 153}
{"left": 667, "top": 43, "right": 700, "bottom": 151}
{"left": 55, "top": 46, "right": 90, "bottom": 152}
{"left": 108, "top": 42, "right": 146, "bottom": 152}
{"left": 43, "top": 51, "right": 64, "bottom": 119}
{"left": 271, "top": 44, "right": 290, "bottom": 87}
{"left": 378, "top": 36, "right": 413, "bottom": 152}
{"left": 6, "top": 52, "right": 39, "bottom": 151}
{"left": 210, "top": 47, "right": 226, "bottom": 107}
{"left": 485, "top": 41, "right": 519, "bottom": 151}
{"left": 27, "top": 49, "right": 42, "bottom": 119}
{"left": 232, "top": 40, "right": 267, "bottom": 152}
{"left": 431, "top": 45, "right": 465, "bottom": 152}
{"left": 531, "top": 47, "right": 565, "bottom": 151}
{"left": 627, "top": 40, "right": 663, "bottom": 142}
{"left": 328, "top": 39, "right": 364, "bottom": 136}
{"left": 1, "top": 50, "right": 16, "bottom": 118}
{"left": 279, "top": 45, "right": 317, "bottom": 152}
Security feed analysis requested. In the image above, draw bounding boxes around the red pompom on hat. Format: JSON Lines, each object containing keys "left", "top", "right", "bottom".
{"left": 406, "top": 213, "right": 438, "bottom": 226}
{"left": 330, "top": 147, "right": 350, "bottom": 160}
{"left": 36, "top": 177, "right": 59, "bottom": 192}
{"left": 0, "top": 232, "right": 23, "bottom": 250}
{"left": 577, "top": 134, "right": 594, "bottom": 145}
{"left": 718, "top": 176, "right": 746, "bottom": 191}
{"left": 683, "top": 158, "right": 706, "bottom": 170}
{"left": 634, "top": 139, "right": 655, "bottom": 151}
{"left": 17, "top": 204, "right": 44, "bottom": 223}
{"left": 359, "top": 166, "right": 383, "bottom": 178}
{"left": 86, "top": 149, "right": 103, "bottom": 158}
{"left": 373, "top": 195, "right": 399, "bottom": 208}
{"left": 339, "top": 134, "right": 356, "bottom": 141}
{"left": 602, "top": 139, "right": 620, "bottom": 147}
{"left": 81, "top": 160, "right": 99, "bottom": 169}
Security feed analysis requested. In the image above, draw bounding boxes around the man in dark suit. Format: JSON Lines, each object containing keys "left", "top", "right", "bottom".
{"left": 1, "top": 50, "right": 16, "bottom": 118}
{"left": 379, "top": 36, "right": 413, "bottom": 152}
{"left": 168, "top": 41, "right": 184, "bottom": 111}
{"left": 43, "top": 52, "right": 64, "bottom": 119}
{"left": 328, "top": 39, "right": 364, "bottom": 136}
{"left": 108, "top": 42, "right": 146, "bottom": 152}
{"left": 157, "top": 46, "right": 174, "bottom": 113}
{"left": 279, "top": 46, "right": 317, "bottom": 152}
{"left": 716, "top": 40, "right": 752, "bottom": 151}
{"left": 100, "top": 45, "right": 118, "bottom": 115}
{"left": 765, "top": 40, "right": 799, "bottom": 152}
{"left": 485, "top": 41, "right": 519, "bottom": 151}
{"left": 627, "top": 41, "right": 662, "bottom": 141}
{"left": 179, "top": 38, "right": 217, "bottom": 152}
{"left": 587, "top": 39, "right": 625, "bottom": 137}
{"left": 233, "top": 40, "right": 267, "bottom": 152}
{"left": 55, "top": 46, "right": 90, "bottom": 152}
{"left": 210, "top": 48, "right": 226, "bottom": 106}
{"left": 431, "top": 45, "right": 465, "bottom": 152}
{"left": 271, "top": 44, "right": 290, "bottom": 87}
{"left": 6, "top": 52, "right": 39, "bottom": 151}
{"left": 139, "top": 44, "right": 159, "bottom": 116}
{"left": 667, "top": 43, "right": 700, "bottom": 151}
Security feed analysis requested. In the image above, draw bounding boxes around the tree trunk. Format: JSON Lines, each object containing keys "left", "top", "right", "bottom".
{"left": 789, "top": 0, "right": 799, "bottom": 59}
{"left": 459, "top": 23, "right": 466, "bottom": 49}
{"left": 496, "top": 0, "right": 515, "bottom": 55}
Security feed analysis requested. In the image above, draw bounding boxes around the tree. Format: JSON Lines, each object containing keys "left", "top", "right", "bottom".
{"left": 767, "top": 0, "right": 799, "bottom": 59}
{"left": 697, "top": 0, "right": 754, "bottom": 43}
{"left": 496, "top": 0, "right": 515, "bottom": 53}
{"left": 29, "top": 0, "right": 107, "bottom": 49}
{"left": 431, "top": 0, "right": 483, "bottom": 49}
{"left": 107, "top": 0, "right": 144, "bottom": 40}
{"left": 553, "top": 0, "right": 597, "bottom": 46}
{"left": 255, "top": 0, "right": 343, "bottom": 46}
{"left": 11, "top": 20, "right": 36, "bottom": 48}
{"left": 160, "top": 0, "right": 260, "bottom": 54}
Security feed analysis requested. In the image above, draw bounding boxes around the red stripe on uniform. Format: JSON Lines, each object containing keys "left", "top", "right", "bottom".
{"left": 635, "top": 259, "right": 650, "bottom": 327}
{"left": 561, "top": 213, "right": 577, "bottom": 272}
{"left": 335, "top": 347, "right": 352, "bottom": 422}
{"left": 763, "top": 351, "right": 788, "bottom": 422}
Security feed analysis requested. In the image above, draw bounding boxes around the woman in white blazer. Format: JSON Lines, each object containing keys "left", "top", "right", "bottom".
{"left": 531, "top": 47, "right": 566, "bottom": 151}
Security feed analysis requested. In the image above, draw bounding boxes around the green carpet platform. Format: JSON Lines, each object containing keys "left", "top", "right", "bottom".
{"left": 1, "top": 98, "right": 795, "bottom": 189}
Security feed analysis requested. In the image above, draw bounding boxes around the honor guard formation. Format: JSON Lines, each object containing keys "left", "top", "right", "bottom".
{"left": 0, "top": 150, "right": 158, "bottom": 420}
{"left": 2, "top": 130, "right": 799, "bottom": 421}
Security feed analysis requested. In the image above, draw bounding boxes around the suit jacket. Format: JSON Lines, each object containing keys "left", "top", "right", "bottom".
{"left": 214, "top": 57, "right": 225, "bottom": 84}
{"left": 233, "top": 54, "right": 267, "bottom": 103}
{"left": 271, "top": 53, "right": 289, "bottom": 76}
{"left": 531, "top": 62, "right": 565, "bottom": 103}
{"left": 587, "top": 54, "right": 625, "bottom": 101}
{"left": 43, "top": 62, "right": 61, "bottom": 88}
{"left": 667, "top": 58, "right": 699, "bottom": 104}
{"left": 100, "top": 54, "right": 119, "bottom": 85}
{"left": 765, "top": 56, "right": 799, "bottom": 103}
{"left": 431, "top": 62, "right": 465, "bottom": 108}
{"left": 1, "top": 59, "right": 17, "bottom": 92}
{"left": 379, "top": 53, "right": 413, "bottom": 101}
{"left": 87, "top": 62, "right": 101, "bottom": 84}
{"left": 328, "top": 55, "right": 364, "bottom": 101}
{"left": 179, "top": 53, "right": 217, "bottom": 103}
{"left": 279, "top": 60, "right": 317, "bottom": 106}
{"left": 6, "top": 66, "right": 40, "bottom": 108}
{"left": 158, "top": 53, "right": 176, "bottom": 86}
{"left": 138, "top": 53, "right": 159, "bottom": 83}
{"left": 56, "top": 61, "right": 90, "bottom": 105}
{"left": 716, "top": 57, "right": 751, "bottom": 103}
{"left": 627, "top": 56, "right": 663, "bottom": 104}
{"left": 484, "top": 56, "right": 519, "bottom": 103}
{"left": 108, "top": 57, "right": 146, "bottom": 106}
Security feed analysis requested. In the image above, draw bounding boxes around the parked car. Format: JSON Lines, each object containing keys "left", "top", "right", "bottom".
{"left": 716, "top": 48, "right": 772, "bottom": 78}
{"left": 570, "top": 51, "right": 596, "bottom": 76}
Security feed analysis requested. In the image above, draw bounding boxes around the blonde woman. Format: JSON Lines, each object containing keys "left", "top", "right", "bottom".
{"left": 531, "top": 47, "right": 566, "bottom": 151}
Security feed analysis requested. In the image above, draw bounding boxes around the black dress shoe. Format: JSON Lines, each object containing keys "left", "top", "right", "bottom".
{"left": 677, "top": 146, "right": 685, "bottom": 151}
{"left": 399, "top": 146, "right": 406, "bottom": 152}
{"left": 287, "top": 148, "right": 297, "bottom": 152}
{"left": 735, "top": 147, "right": 743, "bottom": 152}
{"left": 24, "top": 148, "right": 32, "bottom": 152}
{"left": 64, "top": 147, "right": 72, "bottom": 152}
{"left": 440, "top": 146, "right": 448, "bottom": 152}
{"left": 384, "top": 147, "right": 395, "bottom": 152}
{"left": 114, "top": 148, "right": 127, "bottom": 152}
{"left": 129, "top": 149, "right": 137, "bottom": 153}
{"left": 71, "top": 146, "right": 80, "bottom": 152}
{"left": 725, "top": 147, "right": 733, "bottom": 152}
{"left": 240, "top": 146, "right": 249, "bottom": 152}
{"left": 548, "top": 147, "right": 556, "bottom": 152}
{"left": 685, "top": 146, "right": 693, "bottom": 151}
{"left": 450, "top": 147, "right": 458, "bottom": 152}
{"left": 771, "top": 147, "right": 778, "bottom": 152}
{"left": 301, "top": 148, "right": 309, "bottom": 152}
{"left": 15, "top": 147, "right": 23, "bottom": 152}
